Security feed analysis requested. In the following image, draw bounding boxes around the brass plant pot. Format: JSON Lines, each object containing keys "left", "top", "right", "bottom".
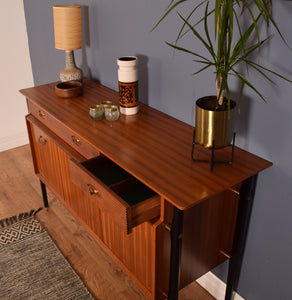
{"left": 195, "top": 96, "right": 236, "bottom": 148}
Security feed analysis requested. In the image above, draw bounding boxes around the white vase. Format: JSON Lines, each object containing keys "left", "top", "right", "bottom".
{"left": 117, "top": 56, "right": 139, "bottom": 115}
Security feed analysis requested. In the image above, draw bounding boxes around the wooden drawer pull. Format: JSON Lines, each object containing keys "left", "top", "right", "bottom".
{"left": 38, "top": 111, "right": 46, "bottom": 118}
{"left": 87, "top": 184, "right": 99, "bottom": 196}
{"left": 38, "top": 136, "right": 47, "bottom": 146}
{"left": 71, "top": 136, "right": 81, "bottom": 146}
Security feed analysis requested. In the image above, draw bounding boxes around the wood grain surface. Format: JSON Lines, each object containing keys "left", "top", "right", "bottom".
{"left": 20, "top": 79, "right": 272, "bottom": 210}
{"left": 0, "top": 145, "right": 215, "bottom": 300}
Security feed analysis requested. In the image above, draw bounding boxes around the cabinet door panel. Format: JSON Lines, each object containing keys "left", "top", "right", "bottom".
{"left": 101, "top": 210, "right": 156, "bottom": 295}
{"left": 30, "top": 122, "right": 65, "bottom": 200}
{"left": 27, "top": 118, "right": 103, "bottom": 239}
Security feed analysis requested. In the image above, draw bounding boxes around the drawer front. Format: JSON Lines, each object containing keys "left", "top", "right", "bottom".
{"left": 28, "top": 101, "right": 99, "bottom": 159}
{"left": 69, "top": 157, "right": 161, "bottom": 233}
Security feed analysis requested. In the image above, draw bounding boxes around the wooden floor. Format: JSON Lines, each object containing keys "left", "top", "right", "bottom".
{"left": 0, "top": 145, "right": 215, "bottom": 300}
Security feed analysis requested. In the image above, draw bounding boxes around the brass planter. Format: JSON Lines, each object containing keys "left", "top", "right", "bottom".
{"left": 195, "top": 96, "right": 236, "bottom": 148}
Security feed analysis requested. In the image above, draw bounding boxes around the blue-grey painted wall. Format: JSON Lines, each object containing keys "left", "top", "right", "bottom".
{"left": 23, "top": 1, "right": 292, "bottom": 299}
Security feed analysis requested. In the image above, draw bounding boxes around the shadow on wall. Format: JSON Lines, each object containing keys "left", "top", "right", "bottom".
{"left": 80, "top": 5, "right": 92, "bottom": 80}
{"left": 136, "top": 54, "right": 149, "bottom": 106}
{"left": 233, "top": 93, "right": 252, "bottom": 148}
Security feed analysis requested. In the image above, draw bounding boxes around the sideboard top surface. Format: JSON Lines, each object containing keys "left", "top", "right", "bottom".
{"left": 20, "top": 79, "right": 272, "bottom": 210}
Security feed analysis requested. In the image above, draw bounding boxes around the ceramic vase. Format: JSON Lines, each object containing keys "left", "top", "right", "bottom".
{"left": 117, "top": 56, "right": 139, "bottom": 115}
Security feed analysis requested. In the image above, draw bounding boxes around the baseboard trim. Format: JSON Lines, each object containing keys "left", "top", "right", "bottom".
{"left": 196, "top": 272, "right": 245, "bottom": 300}
{"left": 0, "top": 131, "right": 29, "bottom": 152}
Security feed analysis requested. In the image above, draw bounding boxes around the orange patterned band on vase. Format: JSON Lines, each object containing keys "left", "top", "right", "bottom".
{"left": 119, "top": 81, "right": 138, "bottom": 108}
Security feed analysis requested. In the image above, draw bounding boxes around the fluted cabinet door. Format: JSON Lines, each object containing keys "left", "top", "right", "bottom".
{"left": 29, "top": 122, "right": 65, "bottom": 200}
{"left": 27, "top": 120, "right": 104, "bottom": 239}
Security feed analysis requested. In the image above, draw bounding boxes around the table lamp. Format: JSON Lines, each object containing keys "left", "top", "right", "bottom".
{"left": 53, "top": 5, "right": 83, "bottom": 82}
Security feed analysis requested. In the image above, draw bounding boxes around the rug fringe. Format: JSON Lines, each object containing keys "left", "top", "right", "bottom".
{"left": 0, "top": 208, "right": 43, "bottom": 229}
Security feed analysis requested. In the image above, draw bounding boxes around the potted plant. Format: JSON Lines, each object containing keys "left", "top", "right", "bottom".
{"left": 153, "top": 0, "right": 291, "bottom": 148}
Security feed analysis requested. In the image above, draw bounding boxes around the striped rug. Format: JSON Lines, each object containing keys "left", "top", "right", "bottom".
{"left": 0, "top": 210, "right": 93, "bottom": 299}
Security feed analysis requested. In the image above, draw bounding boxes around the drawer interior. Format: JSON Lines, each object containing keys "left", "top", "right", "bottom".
{"left": 82, "top": 156, "right": 157, "bottom": 206}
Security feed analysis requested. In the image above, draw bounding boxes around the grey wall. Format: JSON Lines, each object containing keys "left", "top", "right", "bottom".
{"left": 23, "top": 1, "right": 292, "bottom": 299}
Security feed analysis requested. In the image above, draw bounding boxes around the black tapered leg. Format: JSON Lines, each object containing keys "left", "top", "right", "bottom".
{"left": 225, "top": 175, "right": 258, "bottom": 300}
{"left": 40, "top": 180, "right": 49, "bottom": 208}
{"left": 168, "top": 207, "right": 184, "bottom": 300}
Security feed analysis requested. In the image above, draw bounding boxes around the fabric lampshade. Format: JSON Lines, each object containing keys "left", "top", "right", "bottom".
{"left": 53, "top": 5, "right": 82, "bottom": 51}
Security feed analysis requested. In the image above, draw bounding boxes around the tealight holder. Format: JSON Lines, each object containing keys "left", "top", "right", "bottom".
{"left": 89, "top": 105, "right": 103, "bottom": 120}
{"left": 104, "top": 105, "right": 120, "bottom": 121}
{"left": 101, "top": 101, "right": 113, "bottom": 111}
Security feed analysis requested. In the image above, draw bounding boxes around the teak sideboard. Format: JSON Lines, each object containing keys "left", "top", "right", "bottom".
{"left": 20, "top": 79, "right": 272, "bottom": 300}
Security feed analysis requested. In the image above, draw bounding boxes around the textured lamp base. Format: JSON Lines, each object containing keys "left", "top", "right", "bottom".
{"left": 60, "top": 50, "right": 83, "bottom": 82}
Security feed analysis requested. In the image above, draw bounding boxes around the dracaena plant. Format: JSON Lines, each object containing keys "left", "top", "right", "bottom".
{"left": 153, "top": 0, "right": 292, "bottom": 108}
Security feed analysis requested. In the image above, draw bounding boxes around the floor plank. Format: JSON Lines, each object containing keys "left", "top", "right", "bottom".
{"left": 0, "top": 145, "right": 215, "bottom": 300}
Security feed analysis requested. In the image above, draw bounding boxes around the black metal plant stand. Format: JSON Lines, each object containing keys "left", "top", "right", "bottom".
{"left": 191, "top": 129, "right": 236, "bottom": 171}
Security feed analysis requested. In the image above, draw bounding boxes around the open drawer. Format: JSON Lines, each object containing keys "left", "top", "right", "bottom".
{"left": 69, "top": 155, "right": 161, "bottom": 233}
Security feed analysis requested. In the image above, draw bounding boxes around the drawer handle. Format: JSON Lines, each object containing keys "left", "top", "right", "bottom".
{"left": 38, "top": 111, "right": 46, "bottom": 118}
{"left": 71, "top": 136, "right": 81, "bottom": 146}
{"left": 87, "top": 184, "right": 99, "bottom": 196}
{"left": 38, "top": 136, "right": 47, "bottom": 146}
